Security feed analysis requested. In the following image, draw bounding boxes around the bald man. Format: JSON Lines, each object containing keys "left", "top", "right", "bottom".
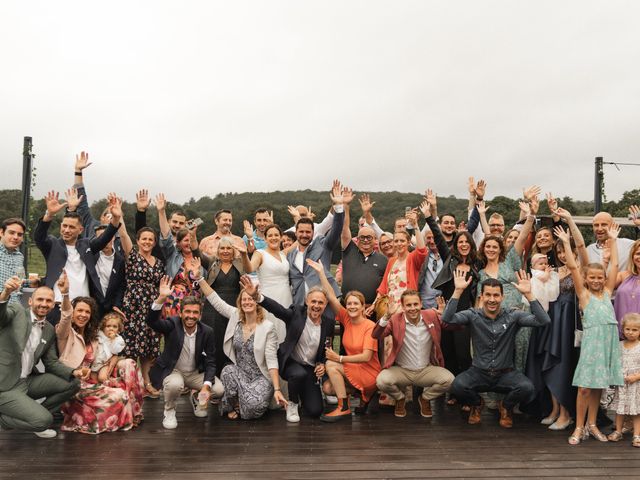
{"left": 588, "top": 211, "right": 637, "bottom": 271}
{"left": 340, "top": 206, "right": 387, "bottom": 306}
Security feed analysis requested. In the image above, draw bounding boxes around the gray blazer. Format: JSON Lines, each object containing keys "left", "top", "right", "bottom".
{"left": 286, "top": 210, "right": 344, "bottom": 306}
{"left": 0, "top": 302, "right": 75, "bottom": 391}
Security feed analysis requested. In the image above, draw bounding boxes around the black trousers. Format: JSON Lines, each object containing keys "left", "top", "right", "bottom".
{"left": 281, "top": 360, "right": 323, "bottom": 417}
{"left": 450, "top": 366, "right": 535, "bottom": 410}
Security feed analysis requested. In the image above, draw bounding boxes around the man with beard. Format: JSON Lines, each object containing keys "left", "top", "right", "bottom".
{"left": 199, "top": 209, "right": 246, "bottom": 258}
{"left": 288, "top": 181, "right": 345, "bottom": 308}
{"left": 0, "top": 278, "right": 84, "bottom": 438}
{"left": 443, "top": 271, "right": 550, "bottom": 428}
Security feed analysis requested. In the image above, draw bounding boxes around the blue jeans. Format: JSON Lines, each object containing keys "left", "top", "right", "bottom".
{"left": 450, "top": 366, "right": 535, "bottom": 410}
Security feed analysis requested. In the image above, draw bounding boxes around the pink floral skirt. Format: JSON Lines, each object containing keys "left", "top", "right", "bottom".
{"left": 61, "top": 359, "right": 145, "bottom": 434}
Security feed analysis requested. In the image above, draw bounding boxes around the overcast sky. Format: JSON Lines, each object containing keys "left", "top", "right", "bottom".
{"left": 2, "top": 1, "right": 639, "bottom": 204}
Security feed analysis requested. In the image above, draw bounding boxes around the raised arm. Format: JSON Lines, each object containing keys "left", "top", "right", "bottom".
{"left": 477, "top": 201, "right": 491, "bottom": 235}
{"left": 441, "top": 268, "right": 474, "bottom": 325}
{"left": 322, "top": 180, "right": 346, "bottom": 251}
{"left": 512, "top": 270, "right": 551, "bottom": 327}
{"left": 605, "top": 224, "right": 621, "bottom": 293}
{"left": 155, "top": 193, "right": 171, "bottom": 240}
{"left": 306, "top": 259, "right": 342, "bottom": 314}
{"left": 340, "top": 188, "right": 354, "bottom": 250}
{"left": 88, "top": 195, "right": 121, "bottom": 253}
{"left": 200, "top": 278, "right": 238, "bottom": 319}
{"left": 358, "top": 193, "right": 383, "bottom": 239}
{"left": 554, "top": 225, "right": 586, "bottom": 299}
{"left": 554, "top": 207, "right": 589, "bottom": 267}
{"left": 424, "top": 213, "right": 449, "bottom": 259}
{"left": 514, "top": 199, "right": 538, "bottom": 256}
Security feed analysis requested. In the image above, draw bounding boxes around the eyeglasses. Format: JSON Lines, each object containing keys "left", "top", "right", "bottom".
{"left": 380, "top": 240, "right": 393, "bottom": 247}
{"left": 358, "top": 235, "right": 374, "bottom": 242}
{"left": 489, "top": 223, "right": 504, "bottom": 228}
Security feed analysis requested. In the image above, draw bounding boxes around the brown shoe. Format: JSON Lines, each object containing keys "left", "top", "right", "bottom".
{"left": 418, "top": 396, "right": 433, "bottom": 418}
{"left": 468, "top": 403, "right": 483, "bottom": 425}
{"left": 394, "top": 398, "right": 407, "bottom": 418}
{"left": 498, "top": 401, "right": 513, "bottom": 428}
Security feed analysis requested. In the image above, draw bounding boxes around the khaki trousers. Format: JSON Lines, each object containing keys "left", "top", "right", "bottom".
{"left": 376, "top": 365, "right": 454, "bottom": 401}
{"left": 163, "top": 370, "right": 224, "bottom": 410}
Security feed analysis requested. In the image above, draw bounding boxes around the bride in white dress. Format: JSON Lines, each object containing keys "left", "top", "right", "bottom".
{"left": 247, "top": 224, "right": 293, "bottom": 343}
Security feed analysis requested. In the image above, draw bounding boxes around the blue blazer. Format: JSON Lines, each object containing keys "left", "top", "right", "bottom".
{"left": 145, "top": 308, "right": 217, "bottom": 390}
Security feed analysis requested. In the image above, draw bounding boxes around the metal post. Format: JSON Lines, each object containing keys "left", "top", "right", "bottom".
{"left": 594, "top": 156, "right": 603, "bottom": 214}
{"left": 20, "top": 136, "right": 33, "bottom": 269}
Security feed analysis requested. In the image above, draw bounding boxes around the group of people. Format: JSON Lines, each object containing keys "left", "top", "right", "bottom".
{"left": 1, "top": 153, "right": 639, "bottom": 449}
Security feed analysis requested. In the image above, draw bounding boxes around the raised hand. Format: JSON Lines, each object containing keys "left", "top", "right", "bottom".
{"left": 608, "top": 222, "right": 621, "bottom": 240}
{"left": 342, "top": 186, "right": 355, "bottom": 205}
{"left": 553, "top": 207, "right": 572, "bottom": 221}
{"left": 553, "top": 226, "right": 571, "bottom": 244}
{"left": 267, "top": 210, "right": 274, "bottom": 223}
{"left": 523, "top": 185, "right": 542, "bottom": 201}
{"left": 155, "top": 193, "right": 166, "bottom": 212}
{"left": 2, "top": 276, "right": 22, "bottom": 296}
{"left": 477, "top": 200, "right": 489, "bottom": 215}
{"left": 306, "top": 258, "right": 324, "bottom": 274}
{"left": 234, "top": 242, "right": 248, "bottom": 256}
{"left": 158, "top": 276, "right": 172, "bottom": 298}
{"left": 64, "top": 188, "right": 83, "bottom": 212}
{"left": 475, "top": 179, "right": 486, "bottom": 199}
{"left": 519, "top": 200, "right": 531, "bottom": 216}
{"left": 512, "top": 270, "right": 532, "bottom": 295}
{"left": 406, "top": 208, "right": 419, "bottom": 225}
{"left": 45, "top": 191, "right": 67, "bottom": 215}
{"left": 75, "top": 151, "right": 92, "bottom": 171}
{"left": 136, "top": 189, "right": 151, "bottom": 212}
{"left": 243, "top": 220, "right": 254, "bottom": 238}
{"left": 546, "top": 192, "right": 558, "bottom": 213}
{"left": 358, "top": 193, "right": 375, "bottom": 215}
{"left": 109, "top": 194, "right": 123, "bottom": 221}
{"left": 425, "top": 189, "right": 437, "bottom": 208}
{"left": 530, "top": 197, "right": 540, "bottom": 215}
{"left": 307, "top": 206, "right": 316, "bottom": 221}
{"left": 419, "top": 200, "right": 431, "bottom": 218}
{"left": 287, "top": 205, "right": 301, "bottom": 223}
{"left": 468, "top": 177, "right": 476, "bottom": 195}
{"left": 188, "top": 256, "right": 202, "bottom": 275}
{"left": 57, "top": 270, "right": 69, "bottom": 295}
{"left": 329, "top": 179, "right": 343, "bottom": 205}
{"left": 629, "top": 205, "right": 640, "bottom": 227}
{"left": 239, "top": 274, "right": 258, "bottom": 298}
{"left": 453, "top": 268, "right": 472, "bottom": 291}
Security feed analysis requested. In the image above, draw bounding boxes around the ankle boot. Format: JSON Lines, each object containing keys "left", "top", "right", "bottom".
{"left": 320, "top": 397, "right": 351, "bottom": 423}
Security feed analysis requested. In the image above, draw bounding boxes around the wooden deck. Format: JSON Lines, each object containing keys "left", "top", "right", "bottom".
{"left": 1, "top": 397, "right": 639, "bottom": 479}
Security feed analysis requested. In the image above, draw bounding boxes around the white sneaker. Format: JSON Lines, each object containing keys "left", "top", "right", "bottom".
{"left": 191, "top": 392, "right": 208, "bottom": 418}
{"left": 286, "top": 402, "right": 300, "bottom": 423}
{"left": 162, "top": 408, "right": 178, "bottom": 429}
{"left": 325, "top": 395, "right": 338, "bottom": 405}
{"left": 34, "top": 429, "right": 57, "bottom": 438}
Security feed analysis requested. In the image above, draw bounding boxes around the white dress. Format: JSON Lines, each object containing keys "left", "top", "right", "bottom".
{"left": 257, "top": 249, "right": 292, "bottom": 343}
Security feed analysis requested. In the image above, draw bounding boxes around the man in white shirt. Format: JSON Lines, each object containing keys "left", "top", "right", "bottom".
{"left": 587, "top": 211, "right": 639, "bottom": 271}
{"left": 373, "top": 290, "right": 454, "bottom": 419}
{"left": 146, "top": 279, "right": 224, "bottom": 430}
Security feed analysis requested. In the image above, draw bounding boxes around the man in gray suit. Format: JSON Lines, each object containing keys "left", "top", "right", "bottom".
{"left": 287, "top": 180, "right": 345, "bottom": 307}
{"left": 0, "top": 276, "right": 84, "bottom": 438}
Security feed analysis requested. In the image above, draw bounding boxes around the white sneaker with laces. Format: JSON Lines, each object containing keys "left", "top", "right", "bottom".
{"left": 162, "top": 408, "right": 178, "bottom": 429}
{"left": 34, "top": 429, "right": 57, "bottom": 438}
{"left": 286, "top": 402, "right": 300, "bottom": 423}
{"left": 191, "top": 392, "right": 208, "bottom": 418}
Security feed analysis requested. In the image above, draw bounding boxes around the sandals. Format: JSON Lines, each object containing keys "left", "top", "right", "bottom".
{"left": 144, "top": 383, "right": 160, "bottom": 398}
{"left": 607, "top": 430, "right": 624, "bottom": 442}
{"left": 587, "top": 424, "right": 608, "bottom": 442}
{"left": 227, "top": 405, "right": 240, "bottom": 420}
{"left": 568, "top": 427, "right": 587, "bottom": 445}
{"left": 632, "top": 435, "right": 640, "bottom": 448}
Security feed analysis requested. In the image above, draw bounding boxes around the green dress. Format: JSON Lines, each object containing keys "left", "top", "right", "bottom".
{"left": 572, "top": 292, "right": 624, "bottom": 388}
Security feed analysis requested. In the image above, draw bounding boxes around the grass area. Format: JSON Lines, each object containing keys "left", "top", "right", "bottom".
{"left": 25, "top": 245, "right": 46, "bottom": 276}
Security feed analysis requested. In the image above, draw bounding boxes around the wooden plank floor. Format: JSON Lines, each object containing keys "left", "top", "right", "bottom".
{"left": 1, "top": 397, "right": 639, "bottom": 479}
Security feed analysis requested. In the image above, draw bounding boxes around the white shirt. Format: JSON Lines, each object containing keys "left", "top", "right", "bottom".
{"left": 54, "top": 245, "right": 90, "bottom": 302}
{"left": 292, "top": 317, "right": 321, "bottom": 366}
{"left": 96, "top": 250, "right": 115, "bottom": 295}
{"left": 395, "top": 315, "right": 432, "bottom": 371}
{"left": 175, "top": 327, "right": 197, "bottom": 374}
{"left": 587, "top": 237, "right": 635, "bottom": 272}
{"left": 21, "top": 311, "right": 44, "bottom": 378}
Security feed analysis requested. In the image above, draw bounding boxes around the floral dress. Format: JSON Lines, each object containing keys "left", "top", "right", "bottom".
{"left": 122, "top": 249, "right": 165, "bottom": 359}
{"left": 61, "top": 345, "right": 145, "bottom": 434}
{"left": 573, "top": 293, "right": 624, "bottom": 389}
{"left": 220, "top": 324, "right": 273, "bottom": 420}
{"left": 611, "top": 342, "right": 640, "bottom": 415}
{"left": 162, "top": 264, "right": 201, "bottom": 319}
